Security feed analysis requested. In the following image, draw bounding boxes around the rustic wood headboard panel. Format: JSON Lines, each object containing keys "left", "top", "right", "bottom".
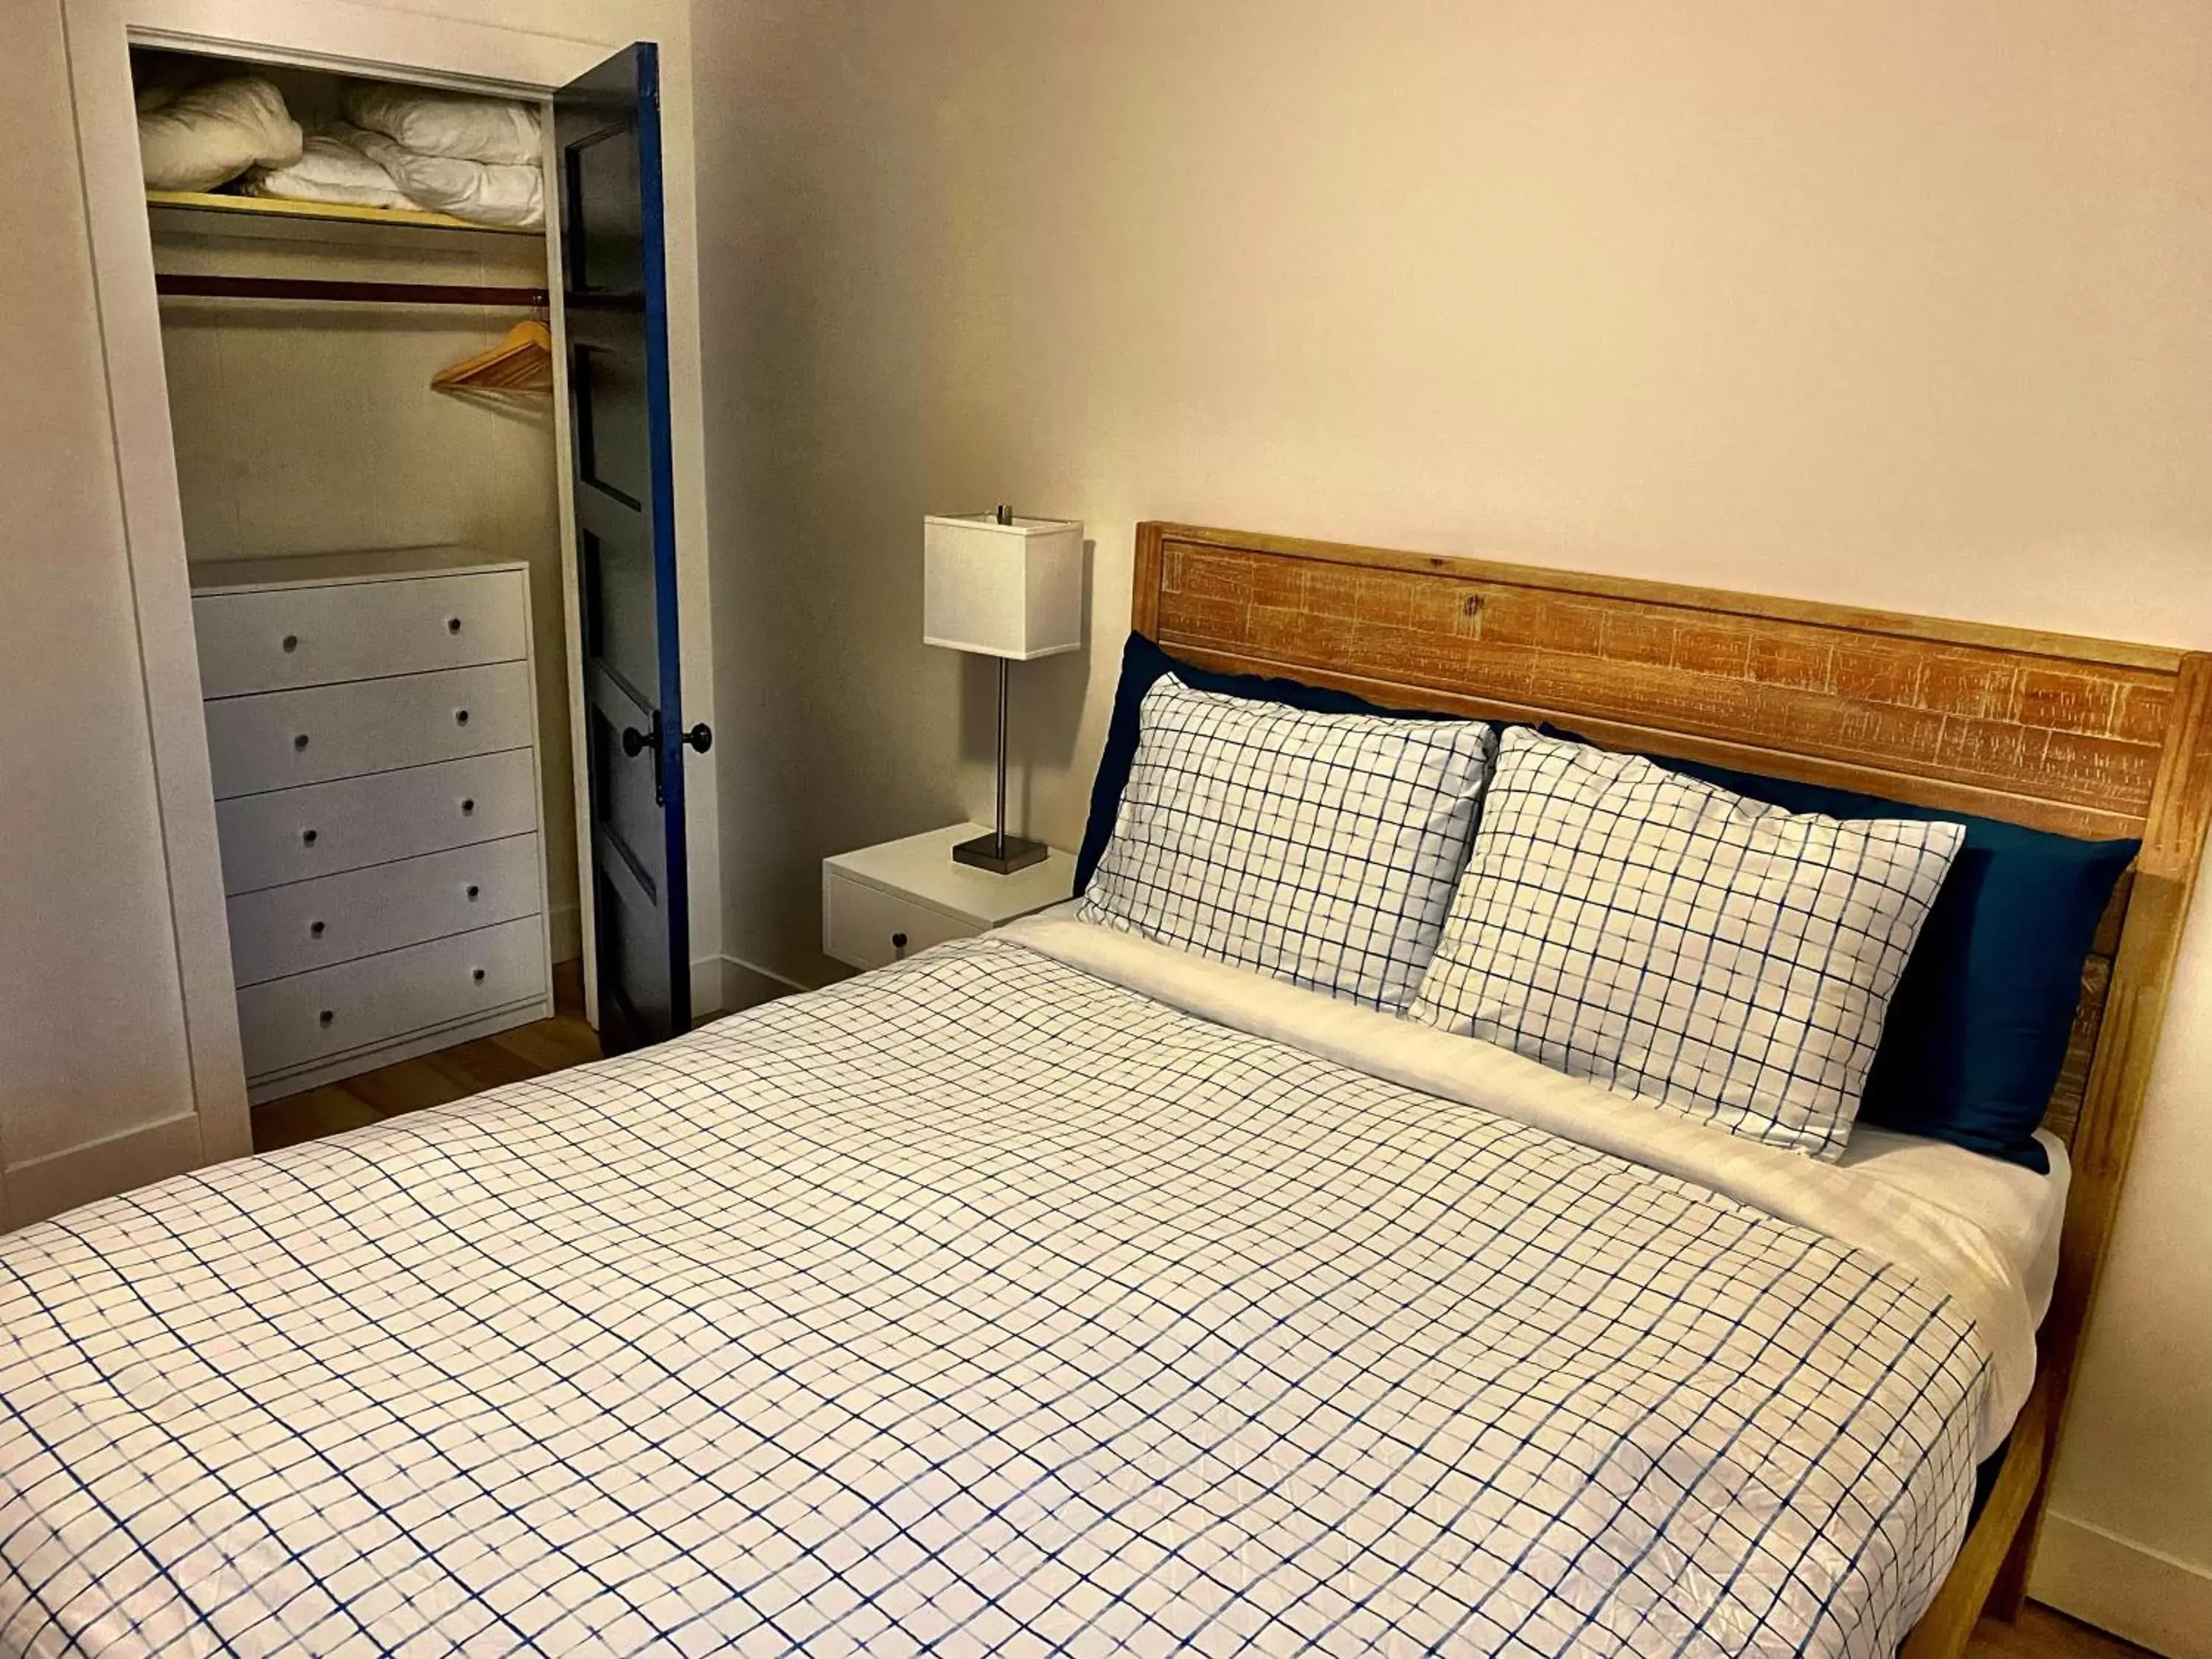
{"left": 1133, "top": 520, "right": 2212, "bottom": 1636}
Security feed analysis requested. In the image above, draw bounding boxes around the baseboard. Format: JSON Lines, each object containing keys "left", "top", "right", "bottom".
{"left": 690, "top": 954, "right": 723, "bottom": 1017}
{"left": 3, "top": 1114, "right": 206, "bottom": 1230}
{"left": 2031, "top": 1509, "right": 2212, "bottom": 1658}
{"left": 548, "top": 900, "right": 581, "bottom": 961}
{"left": 718, "top": 953, "right": 808, "bottom": 1015}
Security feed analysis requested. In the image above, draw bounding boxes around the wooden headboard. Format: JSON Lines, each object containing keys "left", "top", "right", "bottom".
{"left": 1133, "top": 520, "right": 2212, "bottom": 1646}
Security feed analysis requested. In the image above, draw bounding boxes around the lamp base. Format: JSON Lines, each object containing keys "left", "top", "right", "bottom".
{"left": 952, "top": 832, "right": 1048, "bottom": 874}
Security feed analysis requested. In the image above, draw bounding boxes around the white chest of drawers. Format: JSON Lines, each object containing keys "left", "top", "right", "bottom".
{"left": 192, "top": 549, "right": 556, "bottom": 1103}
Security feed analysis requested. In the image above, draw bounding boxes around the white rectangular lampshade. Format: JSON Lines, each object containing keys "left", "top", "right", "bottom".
{"left": 923, "top": 513, "right": 1084, "bottom": 659}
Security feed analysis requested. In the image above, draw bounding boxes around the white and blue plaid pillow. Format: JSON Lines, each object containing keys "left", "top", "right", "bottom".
{"left": 1077, "top": 674, "right": 1497, "bottom": 1010}
{"left": 1409, "top": 728, "right": 1964, "bottom": 1158}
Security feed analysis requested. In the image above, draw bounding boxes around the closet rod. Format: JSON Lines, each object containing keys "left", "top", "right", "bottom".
{"left": 155, "top": 274, "right": 549, "bottom": 307}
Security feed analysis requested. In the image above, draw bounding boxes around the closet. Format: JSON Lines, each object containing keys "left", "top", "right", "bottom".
{"left": 139, "top": 47, "right": 580, "bottom": 1109}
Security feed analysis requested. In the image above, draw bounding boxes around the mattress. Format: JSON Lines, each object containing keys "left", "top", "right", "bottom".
{"left": 0, "top": 921, "right": 2041, "bottom": 1656}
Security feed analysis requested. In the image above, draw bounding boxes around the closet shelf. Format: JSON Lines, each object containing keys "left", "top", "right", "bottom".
{"left": 147, "top": 188, "right": 540, "bottom": 237}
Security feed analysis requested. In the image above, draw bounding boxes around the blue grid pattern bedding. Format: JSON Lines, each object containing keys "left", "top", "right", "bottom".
{"left": 0, "top": 939, "right": 1983, "bottom": 1656}
{"left": 1412, "top": 728, "right": 1963, "bottom": 1161}
{"left": 1078, "top": 674, "right": 1495, "bottom": 1011}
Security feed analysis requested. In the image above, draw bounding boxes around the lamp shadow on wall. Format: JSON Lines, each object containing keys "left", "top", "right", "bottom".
{"left": 955, "top": 538, "right": 1094, "bottom": 846}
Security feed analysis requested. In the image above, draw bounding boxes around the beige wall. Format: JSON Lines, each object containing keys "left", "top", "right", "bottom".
{"left": 152, "top": 207, "right": 581, "bottom": 959}
{"left": 691, "top": 0, "right": 2212, "bottom": 1644}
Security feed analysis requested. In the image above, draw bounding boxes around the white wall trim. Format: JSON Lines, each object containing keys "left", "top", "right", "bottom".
{"left": 689, "top": 952, "right": 802, "bottom": 1019}
{"left": 2032, "top": 1508, "right": 2212, "bottom": 1659}
{"left": 3, "top": 1113, "right": 205, "bottom": 1230}
{"left": 717, "top": 954, "right": 808, "bottom": 1015}
{"left": 548, "top": 900, "right": 582, "bottom": 964}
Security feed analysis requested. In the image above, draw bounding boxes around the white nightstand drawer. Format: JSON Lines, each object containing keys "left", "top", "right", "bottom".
{"left": 823, "top": 869, "right": 979, "bottom": 971}
{"left": 204, "top": 660, "right": 535, "bottom": 801}
{"left": 193, "top": 568, "right": 528, "bottom": 698}
{"left": 227, "top": 834, "right": 542, "bottom": 986}
{"left": 821, "top": 824, "right": 1077, "bottom": 972}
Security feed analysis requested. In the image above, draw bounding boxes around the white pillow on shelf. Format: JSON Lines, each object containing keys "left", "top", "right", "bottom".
{"left": 1077, "top": 674, "right": 1496, "bottom": 1012}
{"left": 341, "top": 85, "right": 543, "bottom": 167}
{"left": 138, "top": 75, "right": 303, "bottom": 193}
{"left": 1408, "top": 727, "right": 1963, "bottom": 1159}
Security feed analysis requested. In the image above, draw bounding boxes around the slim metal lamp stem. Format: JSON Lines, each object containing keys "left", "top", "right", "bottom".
{"left": 995, "top": 657, "right": 1010, "bottom": 854}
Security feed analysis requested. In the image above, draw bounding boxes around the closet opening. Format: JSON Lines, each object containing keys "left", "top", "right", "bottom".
{"left": 134, "top": 44, "right": 597, "bottom": 1148}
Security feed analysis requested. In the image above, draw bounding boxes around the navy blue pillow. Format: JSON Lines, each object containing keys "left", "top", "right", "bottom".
{"left": 1537, "top": 724, "right": 2135, "bottom": 1172}
{"left": 1075, "top": 633, "right": 1469, "bottom": 895}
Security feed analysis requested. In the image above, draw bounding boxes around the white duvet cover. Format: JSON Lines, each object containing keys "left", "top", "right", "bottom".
{"left": 0, "top": 924, "right": 2034, "bottom": 1656}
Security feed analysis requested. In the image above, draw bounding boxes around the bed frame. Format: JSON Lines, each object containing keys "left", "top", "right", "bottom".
{"left": 1130, "top": 521, "right": 2212, "bottom": 1656}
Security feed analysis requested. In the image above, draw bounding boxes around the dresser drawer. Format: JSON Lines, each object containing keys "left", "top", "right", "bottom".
{"left": 228, "top": 834, "right": 542, "bottom": 986}
{"left": 215, "top": 750, "right": 538, "bottom": 894}
{"left": 237, "top": 916, "right": 547, "bottom": 1082}
{"left": 193, "top": 569, "right": 528, "bottom": 698}
{"left": 204, "top": 661, "right": 534, "bottom": 800}
{"left": 822, "top": 868, "right": 981, "bottom": 971}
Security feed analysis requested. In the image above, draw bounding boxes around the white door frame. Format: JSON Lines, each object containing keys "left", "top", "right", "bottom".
{"left": 58, "top": 0, "right": 721, "bottom": 1161}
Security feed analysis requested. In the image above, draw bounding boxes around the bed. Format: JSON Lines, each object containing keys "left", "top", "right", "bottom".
{"left": 0, "top": 523, "right": 2203, "bottom": 1657}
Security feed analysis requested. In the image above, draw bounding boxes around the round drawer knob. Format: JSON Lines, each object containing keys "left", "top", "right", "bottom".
{"left": 318, "top": 1009, "right": 334, "bottom": 1027}
{"left": 293, "top": 733, "right": 310, "bottom": 751}
{"left": 447, "top": 616, "right": 463, "bottom": 634}
{"left": 301, "top": 828, "right": 319, "bottom": 846}
{"left": 282, "top": 634, "right": 299, "bottom": 653}
{"left": 309, "top": 920, "right": 325, "bottom": 938}
{"left": 465, "top": 884, "right": 481, "bottom": 901}
{"left": 455, "top": 709, "right": 470, "bottom": 727}
{"left": 471, "top": 967, "right": 487, "bottom": 984}
{"left": 891, "top": 931, "right": 908, "bottom": 954}
{"left": 461, "top": 798, "right": 476, "bottom": 815}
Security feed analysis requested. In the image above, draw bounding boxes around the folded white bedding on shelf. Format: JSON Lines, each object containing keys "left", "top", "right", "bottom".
{"left": 341, "top": 124, "right": 544, "bottom": 229}
{"left": 0, "top": 923, "right": 2023, "bottom": 1657}
{"left": 240, "top": 131, "right": 414, "bottom": 212}
{"left": 142, "top": 73, "right": 546, "bottom": 228}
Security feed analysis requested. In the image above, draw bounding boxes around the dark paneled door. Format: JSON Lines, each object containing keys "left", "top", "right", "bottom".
{"left": 557, "top": 42, "right": 704, "bottom": 1053}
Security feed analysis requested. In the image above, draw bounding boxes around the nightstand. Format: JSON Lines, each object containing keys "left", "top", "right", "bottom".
{"left": 823, "top": 824, "right": 1079, "bottom": 971}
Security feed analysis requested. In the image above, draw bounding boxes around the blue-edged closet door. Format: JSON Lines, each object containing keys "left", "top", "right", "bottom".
{"left": 557, "top": 42, "right": 703, "bottom": 1053}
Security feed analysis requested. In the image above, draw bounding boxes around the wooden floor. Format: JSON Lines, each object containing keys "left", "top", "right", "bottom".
{"left": 1967, "top": 1605, "right": 2157, "bottom": 1658}
{"left": 246, "top": 975, "right": 2157, "bottom": 1659}
{"left": 251, "top": 959, "right": 599, "bottom": 1153}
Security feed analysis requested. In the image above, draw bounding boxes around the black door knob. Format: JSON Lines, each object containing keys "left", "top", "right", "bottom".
{"left": 621, "top": 725, "right": 651, "bottom": 757}
{"left": 681, "top": 723, "right": 713, "bottom": 754}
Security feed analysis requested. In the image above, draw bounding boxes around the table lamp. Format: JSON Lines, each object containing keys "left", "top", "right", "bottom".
{"left": 923, "top": 506, "right": 1083, "bottom": 872}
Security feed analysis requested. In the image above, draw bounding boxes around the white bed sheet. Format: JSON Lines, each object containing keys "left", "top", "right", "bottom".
{"left": 1837, "top": 1127, "right": 2070, "bottom": 1332}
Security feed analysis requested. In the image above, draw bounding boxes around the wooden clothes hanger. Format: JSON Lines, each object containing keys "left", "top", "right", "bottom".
{"left": 431, "top": 319, "right": 553, "bottom": 394}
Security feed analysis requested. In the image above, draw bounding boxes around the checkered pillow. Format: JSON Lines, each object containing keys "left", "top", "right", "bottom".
{"left": 1408, "top": 728, "right": 1964, "bottom": 1158}
{"left": 1077, "top": 673, "right": 1497, "bottom": 1009}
